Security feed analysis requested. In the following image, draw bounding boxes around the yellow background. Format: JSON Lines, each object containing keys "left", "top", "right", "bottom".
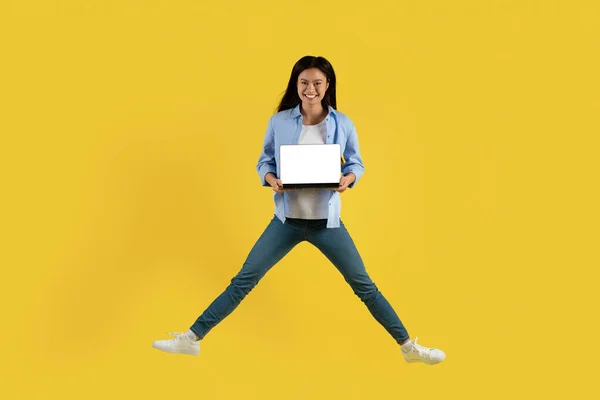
{"left": 1, "top": 0, "right": 598, "bottom": 399}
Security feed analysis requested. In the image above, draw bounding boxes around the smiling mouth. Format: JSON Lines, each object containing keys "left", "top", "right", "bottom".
{"left": 304, "top": 94, "right": 318, "bottom": 99}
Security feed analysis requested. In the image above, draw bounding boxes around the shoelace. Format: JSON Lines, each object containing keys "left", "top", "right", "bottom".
{"left": 167, "top": 332, "right": 186, "bottom": 341}
{"left": 411, "top": 337, "right": 432, "bottom": 358}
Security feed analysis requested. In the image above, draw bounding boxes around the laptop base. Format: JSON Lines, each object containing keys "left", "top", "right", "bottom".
{"left": 281, "top": 183, "right": 340, "bottom": 190}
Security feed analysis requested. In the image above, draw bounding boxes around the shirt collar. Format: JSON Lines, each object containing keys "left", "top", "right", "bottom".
{"left": 286, "top": 104, "right": 336, "bottom": 119}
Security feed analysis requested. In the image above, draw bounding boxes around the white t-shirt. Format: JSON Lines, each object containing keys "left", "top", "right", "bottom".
{"left": 285, "top": 119, "right": 331, "bottom": 219}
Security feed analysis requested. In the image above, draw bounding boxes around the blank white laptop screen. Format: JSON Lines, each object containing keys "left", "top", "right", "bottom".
{"left": 279, "top": 144, "right": 341, "bottom": 189}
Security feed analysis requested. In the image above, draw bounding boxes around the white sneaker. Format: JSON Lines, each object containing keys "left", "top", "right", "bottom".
{"left": 401, "top": 337, "right": 446, "bottom": 365}
{"left": 152, "top": 332, "right": 200, "bottom": 355}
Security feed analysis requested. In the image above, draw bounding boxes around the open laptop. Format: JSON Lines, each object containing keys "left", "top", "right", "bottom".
{"left": 279, "top": 144, "right": 341, "bottom": 189}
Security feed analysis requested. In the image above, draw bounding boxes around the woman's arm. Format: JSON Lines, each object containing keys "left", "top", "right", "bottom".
{"left": 341, "top": 121, "right": 365, "bottom": 189}
{"left": 256, "top": 116, "right": 277, "bottom": 187}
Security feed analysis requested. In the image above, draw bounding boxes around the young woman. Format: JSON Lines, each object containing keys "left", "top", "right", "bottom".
{"left": 152, "top": 56, "right": 446, "bottom": 365}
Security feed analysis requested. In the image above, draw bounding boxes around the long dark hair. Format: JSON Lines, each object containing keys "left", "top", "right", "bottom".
{"left": 276, "top": 56, "right": 337, "bottom": 113}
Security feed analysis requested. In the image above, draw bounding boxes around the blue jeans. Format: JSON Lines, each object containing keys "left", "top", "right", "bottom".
{"left": 190, "top": 215, "right": 410, "bottom": 344}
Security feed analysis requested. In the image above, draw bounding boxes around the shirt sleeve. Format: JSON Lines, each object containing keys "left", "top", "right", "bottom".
{"left": 256, "top": 116, "right": 277, "bottom": 186}
{"left": 341, "top": 120, "right": 365, "bottom": 188}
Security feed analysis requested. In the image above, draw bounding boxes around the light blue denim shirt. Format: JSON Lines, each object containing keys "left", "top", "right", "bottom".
{"left": 256, "top": 104, "right": 365, "bottom": 228}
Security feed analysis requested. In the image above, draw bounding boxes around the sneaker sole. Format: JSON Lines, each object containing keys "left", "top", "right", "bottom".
{"left": 152, "top": 343, "right": 199, "bottom": 355}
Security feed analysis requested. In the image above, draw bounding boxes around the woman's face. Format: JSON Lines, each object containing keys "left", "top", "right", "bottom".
{"left": 297, "top": 68, "right": 329, "bottom": 107}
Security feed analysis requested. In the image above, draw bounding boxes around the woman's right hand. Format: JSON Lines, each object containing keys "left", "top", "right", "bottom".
{"left": 265, "top": 173, "right": 287, "bottom": 194}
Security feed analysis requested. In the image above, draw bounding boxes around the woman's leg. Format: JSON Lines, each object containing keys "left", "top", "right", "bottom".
{"left": 307, "top": 220, "right": 410, "bottom": 344}
{"left": 189, "top": 216, "right": 303, "bottom": 339}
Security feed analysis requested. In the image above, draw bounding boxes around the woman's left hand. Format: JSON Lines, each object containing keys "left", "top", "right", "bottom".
{"left": 336, "top": 173, "right": 356, "bottom": 193}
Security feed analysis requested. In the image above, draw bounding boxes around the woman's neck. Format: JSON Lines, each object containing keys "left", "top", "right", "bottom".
{"left": 301, "top": 104, "right": 328, "bottom": 125}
